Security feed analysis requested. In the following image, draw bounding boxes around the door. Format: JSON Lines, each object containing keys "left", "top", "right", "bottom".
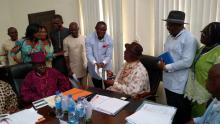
{"left": 28, "top": 10, "right": 55, "bottom": 33}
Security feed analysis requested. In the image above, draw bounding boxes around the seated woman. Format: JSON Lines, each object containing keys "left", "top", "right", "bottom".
{"left": 106, "top": 42, "right": 150, "bottom": 96}
{"left": 20, "top": 52, "right": 71, "bottom": 105}
{"left": 0, "top": 80, "right": 17, "bottom": 114}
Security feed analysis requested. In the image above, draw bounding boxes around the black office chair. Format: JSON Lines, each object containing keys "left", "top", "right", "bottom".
{"left": 7, "top": 63, "right": 33, "bottom": 98}
{"left": 139, "top": 55, "right": 162, "bottom": 101}
{"left": 8, "top": 63, "right": 33, "bottom": 95}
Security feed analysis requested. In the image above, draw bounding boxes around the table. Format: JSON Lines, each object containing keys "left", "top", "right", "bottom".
{"left": 37, "top": 87, "right": 144, "bottom": 124}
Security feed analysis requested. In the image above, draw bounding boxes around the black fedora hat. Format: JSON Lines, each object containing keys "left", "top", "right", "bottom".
{"left": 163, "top": 10, "right": 188, "bottom": 24}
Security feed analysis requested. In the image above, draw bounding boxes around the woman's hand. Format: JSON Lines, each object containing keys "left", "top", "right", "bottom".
{"left": 104, "top": 80, "right": 114, "bottom": 86}
{"left": 13, "top": 57, "right": 21, "bottom": 64}
{"left": 133, "top": 92, "right": 150, "bottom": 99}
{"left": 107, "top": 70, "right": 113, "bottom": 78}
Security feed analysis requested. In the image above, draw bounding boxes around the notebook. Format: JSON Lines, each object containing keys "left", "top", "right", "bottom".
{"left": 63, "top": 88, "right": 92, "bottom": 101}
{"left": 90, "top": 94, "right": 129, "bottom": 116}
{"left": 126, "top": 101, "right": 176, "bottom": 124}
{"left": 158, "top": 51, "right": 174, "bottom": 64}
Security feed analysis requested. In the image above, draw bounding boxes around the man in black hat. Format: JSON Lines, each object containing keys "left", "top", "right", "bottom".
{"left": 158, "top": 10, "right": 198, "bottom": 124}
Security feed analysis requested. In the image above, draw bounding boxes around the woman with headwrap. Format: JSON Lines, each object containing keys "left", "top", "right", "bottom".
{"left": 185, "top": 22, "right": 220, "bottom": 116}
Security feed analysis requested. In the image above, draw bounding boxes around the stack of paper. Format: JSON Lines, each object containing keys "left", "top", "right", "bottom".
{"left": 90, "top": 94, "right": 129, "bottom": 115}
{"left": 126, "top": 102, "right": 176, "bottom": 124}
{"left": 0, "top": 108, "right": 41, "bottom": 124}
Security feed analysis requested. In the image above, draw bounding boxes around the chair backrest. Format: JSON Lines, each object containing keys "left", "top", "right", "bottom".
{"left": 7, "top": 63, "right": 33, "bottom": 96}
{"left": 140, "top": 55, "right": 162, "bottom": 96}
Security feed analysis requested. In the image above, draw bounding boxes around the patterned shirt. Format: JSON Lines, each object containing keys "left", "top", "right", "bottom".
{"left": 20, "top": 68, "right": 71, "bottom": 104}
{"left": 0, "top": 80, "right": 17, "bottom": 114}
{"left": 107, "top": 61, "right": 150, "bottom": 96}
{"left": 10, "top": 39, "right": 43, "bottom": 63}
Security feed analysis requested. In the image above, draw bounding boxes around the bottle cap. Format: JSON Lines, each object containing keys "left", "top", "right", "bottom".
{"left": 55, "top": 91, "right": 60, "bottom": 95}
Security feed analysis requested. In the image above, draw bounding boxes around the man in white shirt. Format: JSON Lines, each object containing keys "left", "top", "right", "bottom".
{"left": 85, "top": 21, "right": 113, "bottom": 88}
{"left": 1, "top": 27, "right": 20, "bottom": 65}
{"left": 158, "top": 10, "right": 198, "bottom": 124}
{"left": 63, "top": 22, "right": 87, "bottom": 86}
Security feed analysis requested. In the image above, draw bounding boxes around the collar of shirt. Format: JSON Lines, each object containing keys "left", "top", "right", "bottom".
{"left": 212, "top": 98, "right": 220, "bottom": 111}
{"left": 95, "top": 32, "right": 105, "bottom": 42}
{"left": 171, "top": 29, "right": 185, "bottom": 39}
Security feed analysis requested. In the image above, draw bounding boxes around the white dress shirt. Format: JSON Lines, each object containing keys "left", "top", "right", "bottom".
{"left": 163, "top": 29, "right": 198, "bottom": 94}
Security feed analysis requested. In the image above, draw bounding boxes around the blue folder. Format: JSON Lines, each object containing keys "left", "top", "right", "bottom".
{"left": 158, "top": 52, "right": 174, "bottom": 64}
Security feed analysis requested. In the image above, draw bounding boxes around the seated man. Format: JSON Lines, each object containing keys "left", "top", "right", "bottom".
{"left": 20, "top": 52, "right": 71, "bottom": 105}
{"left": 186, "top": 64, "right": 220, "bottom": 124}
{"left": 106, "top": 42, "right": 150, "bottom": 96}
{"left": 0, "top": 80, "right": 17, "bottom": 114}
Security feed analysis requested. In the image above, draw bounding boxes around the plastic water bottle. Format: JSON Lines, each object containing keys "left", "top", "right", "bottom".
{"left": 68, "top": 95, "right": 78, "bottom": 124}
{"left": 62, "top": 95, "right": 68, "bottom": 113}
{"left": 76, "top": 97, "right": 85, "bottom": 119}
{"left": 82, "top": 98, "right": 92, "bottom": 122}
{"left": 55, "top": 91, "right": 63, "bottom": 119}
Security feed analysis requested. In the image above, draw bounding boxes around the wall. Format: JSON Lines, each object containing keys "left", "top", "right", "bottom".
{"left": 0, "top": 0, "right": 78, "bottom": 43}
{"left": 0, "top": 0, "right": 13, "bottom": 47}
{"left": 122, "top": 0, "right": 155, "bottom": 55}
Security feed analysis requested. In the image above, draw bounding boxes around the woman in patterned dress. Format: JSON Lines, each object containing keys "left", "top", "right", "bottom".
{"left": 10, "top": 23, "right": 43, "bottom": 63}
{"left": 106, "top": 42, "right": 150, "bottom": 96}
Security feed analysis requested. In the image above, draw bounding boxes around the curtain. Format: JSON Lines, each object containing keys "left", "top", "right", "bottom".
{"left": 102, "top": 0, "right": 123, "bottom": 73}
{"left": 154, "top": 0, "right": 220, "bottom": 55}
{"left": 78, "top": 0, "right": 101, "bottom": 36}
{"left": 74, "top": 0, "right": 220, "bottom": 73}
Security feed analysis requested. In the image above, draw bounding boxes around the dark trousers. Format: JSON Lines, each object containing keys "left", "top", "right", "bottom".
{"left": 52, "top": 55, "right": 68, "bottom": 76}
{"left": 165, "top": 89, "right": 192, "bottom": 124}
{"left": 92, "top": 78, "right": 108, "bottom": 89}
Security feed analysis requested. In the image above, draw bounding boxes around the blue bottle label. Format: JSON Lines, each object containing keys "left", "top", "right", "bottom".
{"left": 55, "top": 102, "right": 62, "bottom": 109}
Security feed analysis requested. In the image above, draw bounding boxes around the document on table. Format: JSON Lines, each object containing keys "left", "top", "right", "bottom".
{"left": 90, "top": 94, "right": 129, "bottom": 116}
{"left": 126, "top": 102, "right": 176, "bottom": 124}
{"left": 0, "top": 108, "right": 41, "bottom": 124}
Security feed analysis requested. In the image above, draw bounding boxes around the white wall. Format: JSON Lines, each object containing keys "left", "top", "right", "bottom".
{"left": 122, "top": 0, "right": 155, "bottom": 55}
{"left": 0, "top": 0, "right": 78, "bottom": 43}
{"left": 0, "top": 0, "right": 13, "bottom": 45}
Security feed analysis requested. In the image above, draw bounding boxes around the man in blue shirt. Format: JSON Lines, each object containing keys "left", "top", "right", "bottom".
{"left": 186, "top": 64, "right": 220, "bottom": 124}
{"left": 85, "top": 21, "right": 113, "bottom": 88}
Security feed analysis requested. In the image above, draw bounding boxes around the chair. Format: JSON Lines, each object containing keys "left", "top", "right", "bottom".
{"left": 139, "top": 55, "right": 162, "bottom": 101}
{"left": 7, "top": 63, "right": 33, "bottom": 96}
